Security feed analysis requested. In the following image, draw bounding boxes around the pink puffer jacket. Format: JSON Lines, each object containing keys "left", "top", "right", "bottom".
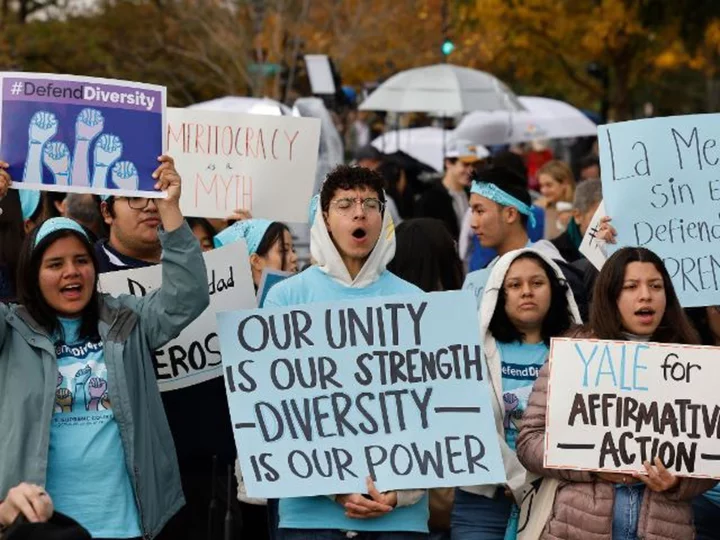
{"left": 517, "top": 361, "right": 717, "bottom": 540}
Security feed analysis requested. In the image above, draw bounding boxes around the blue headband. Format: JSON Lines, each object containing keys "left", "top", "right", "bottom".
{"left": 213, "top": 219, "right": 274, "bottom": 255}
{"left": 470, "top": 181, "right": 537, "bottom": 228}
{"left": 19, "top": 189, "right": 41, "bottom": 221}
{"left": 34, "top": 217, "right": 90, "bottom": 249}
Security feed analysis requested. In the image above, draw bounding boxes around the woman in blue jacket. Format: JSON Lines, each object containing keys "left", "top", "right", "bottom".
{"left": 0, "top": 156, "right": 210, "bottom": 540}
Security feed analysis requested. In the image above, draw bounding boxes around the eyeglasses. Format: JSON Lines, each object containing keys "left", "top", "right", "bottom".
{"left": 121, "top": 197, "right": 155, "bottom": 211}
{"left": 330, "top": 197, "right": 384, "bottom": 215}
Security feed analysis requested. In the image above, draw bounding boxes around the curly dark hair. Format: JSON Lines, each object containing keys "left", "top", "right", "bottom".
{"left": 489, "top": 252, "right": 573, "bottom": 345}
{"left": 320, "top": 165, "right": 386, "bottom": 213}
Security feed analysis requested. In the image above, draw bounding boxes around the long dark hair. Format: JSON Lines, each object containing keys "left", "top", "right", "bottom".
{"left": 489, "top": 252, "right": 573, "bottom": 345}
{"left": 16, "top": 228, "right": 101, "bottom": 341}
{"left": 589, "top": 247, "right": 699, "bottom": 344}
{"left": 256, "top": 222, "right": 291, "bottom": 271}
{"left": 388, "top": 218, "right": 463, "bottom": 292}
{"left": 685, "top": 307, "right": 717, "bottom": 346}
{"left": 0, "top": 190, "right": 25, "bottom": 301}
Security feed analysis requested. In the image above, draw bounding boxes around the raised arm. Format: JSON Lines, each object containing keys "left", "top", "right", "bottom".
{"left": 128, "top": 156, "right": 209, "bottom": 349}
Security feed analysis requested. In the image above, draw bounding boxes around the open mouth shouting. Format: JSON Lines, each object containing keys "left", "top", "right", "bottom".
{"left": 351, "top": 227, "right": 368, "bottom": 244}
{"left": 634, "top": 307, "right": 656, "bottom": 326}
{"left": 60, "top": 283, "right": 84, "bottom": 300}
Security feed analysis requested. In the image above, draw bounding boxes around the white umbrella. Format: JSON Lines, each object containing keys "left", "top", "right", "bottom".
{"left": 454, "top": 96, "right": 598, "bottom": 145}
{"left": 359, "top": 64, "right": 524, "bottom": 115}
{"left": 371, "top": 127, "right": 489, "bottom": 172}
{"left": 187, "top": 96, "right": 295, "bottom": 116}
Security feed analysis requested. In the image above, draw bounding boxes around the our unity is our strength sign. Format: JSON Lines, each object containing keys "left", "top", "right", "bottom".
{"left": 217, "top": 291, "right": 506, "bottom": 498}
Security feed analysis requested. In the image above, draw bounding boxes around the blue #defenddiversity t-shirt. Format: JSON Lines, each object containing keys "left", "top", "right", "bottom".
{"left": 498, "top": 340, "right": 548, "bottom": 451}
{"left": 45, "top": 318, "right": 142, "bottom": 539}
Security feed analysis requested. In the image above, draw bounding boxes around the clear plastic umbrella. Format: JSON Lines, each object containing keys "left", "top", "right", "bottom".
{"left": 454, "top": 96, "right": 598, "bottom": 145}
{"left": 187, "top": 96, "right": 295, "bottom": 116}
{"left": 372, "top": 127, "right": 489, "bottom": 172}
{"left": 359, "top": 64, "right": 524, "bottom": 115}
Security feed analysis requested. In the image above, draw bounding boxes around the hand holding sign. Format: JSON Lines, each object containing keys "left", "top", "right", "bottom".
{"left": 634, "top": 457, "right": 679, "bottom": 493}
{"left": 218, "top": 291, "right": 505, "bottom": 499}
{"left": 339, "top": 477, "right": 396, "bottom": 519}
{"left": 595, "top": 216, "right": 617, "bottom": 244}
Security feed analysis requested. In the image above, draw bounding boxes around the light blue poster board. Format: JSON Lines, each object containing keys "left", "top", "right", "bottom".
{"left": 256, "top": 268, "right": 291, "bottom": 308}
{"left": 462, "top": 267, "right": 491, "bottom": 310}
{"left": 217, "top": 290, "right": 505, "bottom": 498}
{"left": 599, "top": 113, "right": 720, "bottom": 307}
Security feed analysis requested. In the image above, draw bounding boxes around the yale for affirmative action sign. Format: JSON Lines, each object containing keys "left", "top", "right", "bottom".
{"left": 545, "top": 338, "right": 720, "bottom": 479}
{"left": 217, "top": 291, "right": 505, "bottom": 498}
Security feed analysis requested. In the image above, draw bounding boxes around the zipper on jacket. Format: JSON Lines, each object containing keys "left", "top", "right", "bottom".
{"left": 106, "top": 310, "right": 151, "bottom": 540}
{"left": 134, "top": 465, "right": 152, "bottom": 540}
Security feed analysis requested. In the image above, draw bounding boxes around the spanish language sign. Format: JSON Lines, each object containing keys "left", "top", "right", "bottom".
{"left": 99, "top": 242, "right": 255, "bottom": 392}
{"left": 167, "top": 107, "right": 320, "bottom": 222}
{"left": 599, "top": 114, "right": 720, "bottom": 306}
{"left": 545, "top": 338, "right": 720, "bottom": 478}
{"left": 0, "top": 72, "right": 166, "bottom": 197}
{"left": 217, "top": 291, "right": 505, "bottom": 498}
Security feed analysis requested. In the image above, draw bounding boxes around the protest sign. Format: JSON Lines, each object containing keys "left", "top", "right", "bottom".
{"left": 167, "top": 107, "right": 320, "bottom": 222}
{"left": 99, "top": 242, "right": 255, "bottom": 392}
{"left": 256, "top": 268, "right": 291, "bottom": 308}
{"left": 599, "top": 114, "right": 720, "bottom": 306}
{"left": 578, "top": 201, "right": 608, "bottom": 271}
{"left": 462, "top": 267, "right": 491, "bottom": 310}
{"left": 217, "top": 290, "right": 505, "bottom": 498}
{"left": 0, "top": 72, "right": 166, "bottom": 198}
{"left": 545, "top": 338, "right": 720, "bottom": 478}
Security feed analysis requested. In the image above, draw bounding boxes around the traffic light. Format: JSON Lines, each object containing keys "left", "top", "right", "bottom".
{"left": 442, "top": 38, "right": 455, "bottom": 56}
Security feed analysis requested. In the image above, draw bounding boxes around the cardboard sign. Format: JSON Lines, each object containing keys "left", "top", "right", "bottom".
{"left": 599, "top": 114, "right": 720, "bottom": 306}
{"left": 167, "top": 107, "right": 320, "bottom": 221}
{"left": 99, "top": 242, "right": 255, "bottom": 392}
{"left": 462, "top": 267, "right": 491, "bottom": 310}
{"left": 256, "top": 268, "right": 291, "bottom": 308}
{"left": 578, "top": 201, "right": 608, "bottom": 271}
{"left": 217, "top": 291, "right": 506, "bottom": 498}
{"left": 1, "top": 72, "right": 166, "bottom": 197}
{"left": 545, "top": 338, "right": 720, "bottom": 478}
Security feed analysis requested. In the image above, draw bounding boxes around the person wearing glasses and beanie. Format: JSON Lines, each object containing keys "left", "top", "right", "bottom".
{"left": 263, "top": 165, "right": 429, "bottom": 540}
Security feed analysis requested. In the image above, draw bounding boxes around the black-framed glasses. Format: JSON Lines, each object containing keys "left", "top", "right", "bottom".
{"left": 330, "top": 197, "right": 384, "bottom": 215}
{"left": 122, "top": 197, "right": 155, "bottom": 211}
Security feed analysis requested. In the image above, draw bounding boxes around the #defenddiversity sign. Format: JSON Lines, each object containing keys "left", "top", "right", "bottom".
{"left": 217, "top": 291, "right": 506, "bottom": 498}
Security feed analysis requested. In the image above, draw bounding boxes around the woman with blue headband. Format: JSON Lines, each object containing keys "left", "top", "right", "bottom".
{"left": 214, "top": 218, "right": 298, "bottom": 289}
{"left": 0, "top": 157, "right": 210, "bottom": 540}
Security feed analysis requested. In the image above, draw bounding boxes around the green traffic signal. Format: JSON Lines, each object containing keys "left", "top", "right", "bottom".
{"left": 442, "top": 39, "right": 455, "bottom": 56}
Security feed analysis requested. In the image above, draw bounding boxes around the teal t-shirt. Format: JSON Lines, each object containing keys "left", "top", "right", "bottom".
{"left": 265, "top": 267, "right": 430, "bottom": 533}
{"left": 498, "top": 340, "right": 548, "bottom": 451}
{"left": 704, "top": 485, "right": 720, "bottom": 506}
{"left": 45, "top": 318, "right": 142, "bottom": 538}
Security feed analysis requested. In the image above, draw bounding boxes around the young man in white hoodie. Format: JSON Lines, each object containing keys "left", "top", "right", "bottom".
{"left": 265, "top": 165, "right": 428, "bottom": 539}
